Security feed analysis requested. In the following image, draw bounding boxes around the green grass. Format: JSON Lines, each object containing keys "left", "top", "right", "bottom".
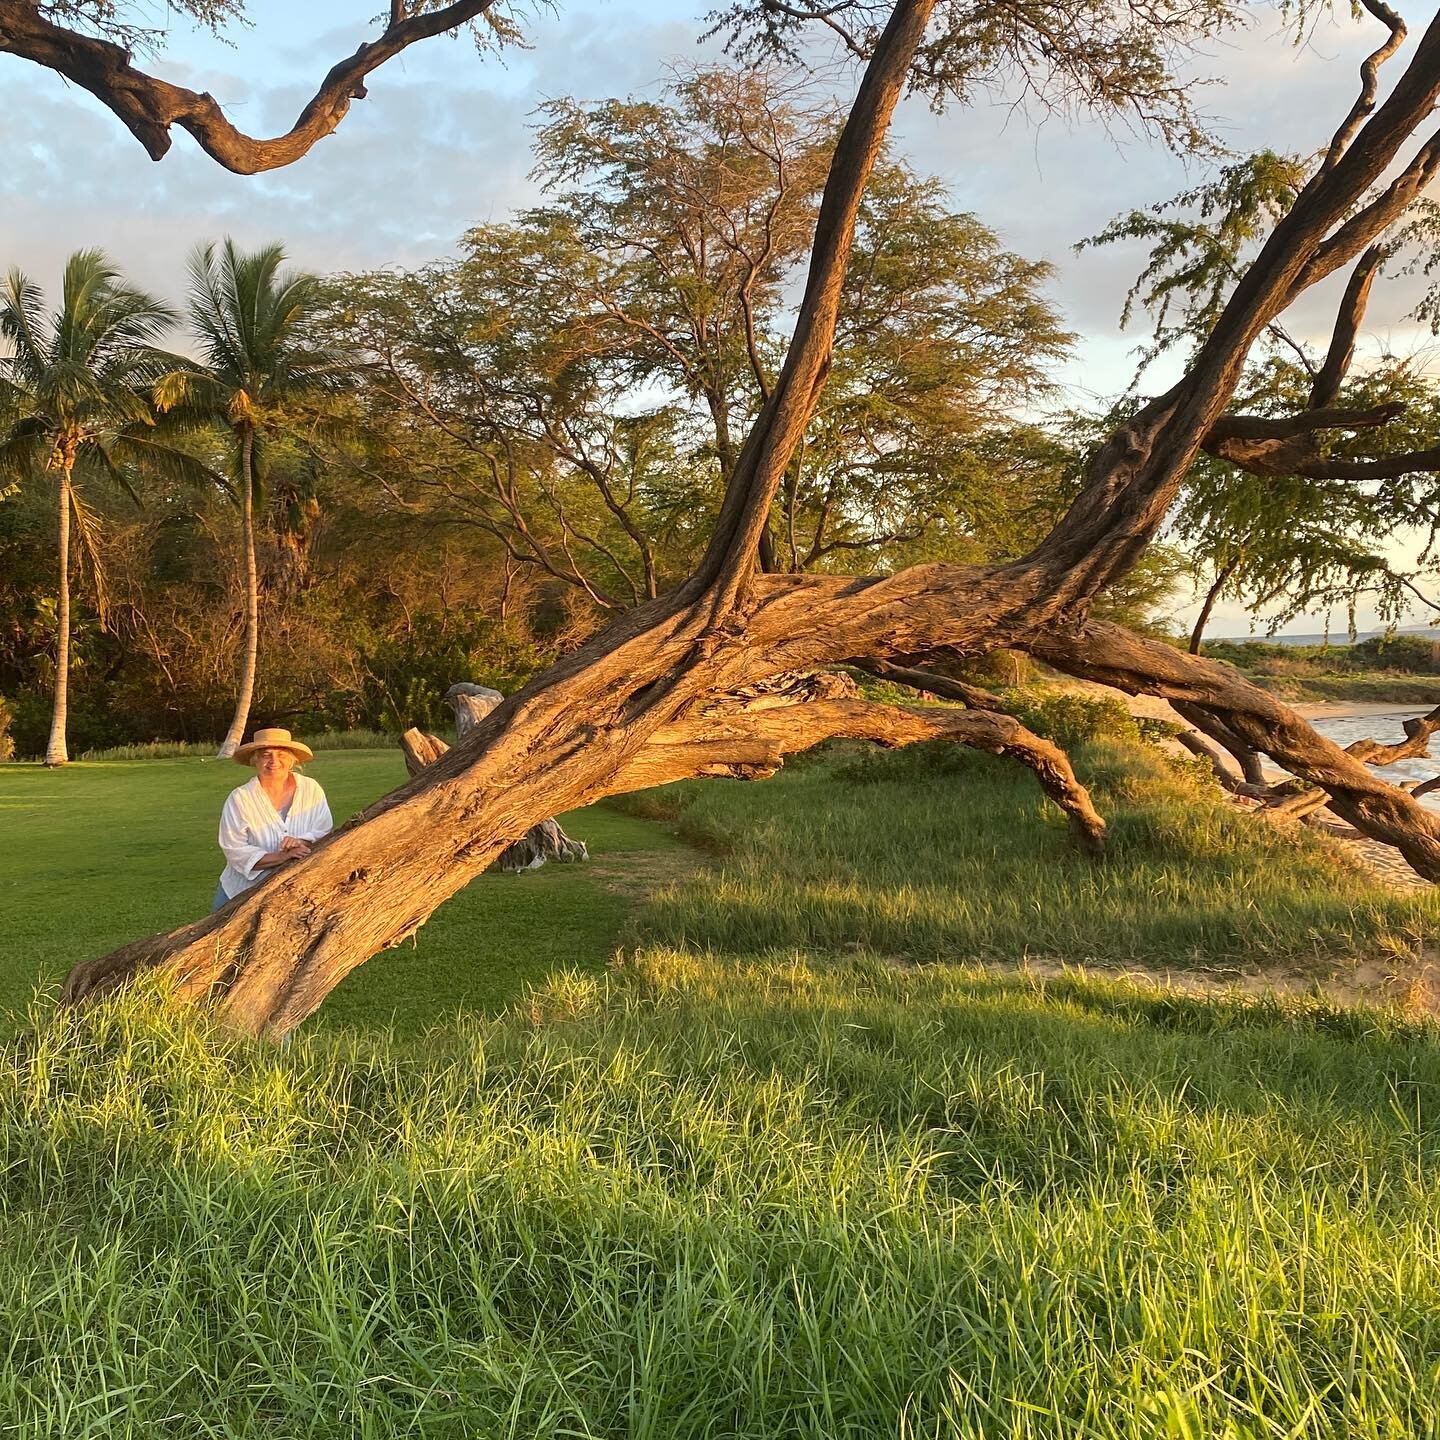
{"left": 0, "top": 750, "right": 681, "bottom": 1035}
{"left": 621, "top": 739, "right": 1440, "bottom": 971}
{"left": 4, "top": 959, "right": 1440, "bottom": 1436}
{"left": 4, "top": 740, "right": 1440, "bottom": 1434}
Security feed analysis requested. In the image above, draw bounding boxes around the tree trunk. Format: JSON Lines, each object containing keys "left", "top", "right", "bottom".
{"left": 44, "top": 457, "right": 73, "bottom": 768}
{"left": 217, "top": 425, "right": 260, "bottom": 759}
{"left": 400, "top": 692, "right": 590, "bottom": 871}
{"left": 1188, "top": 555, "right": 1240, "bottom": 654}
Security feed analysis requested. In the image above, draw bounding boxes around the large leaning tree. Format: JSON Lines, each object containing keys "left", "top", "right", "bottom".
{"left": 12, "top": 0, "right": 1440, "bottom": 1037}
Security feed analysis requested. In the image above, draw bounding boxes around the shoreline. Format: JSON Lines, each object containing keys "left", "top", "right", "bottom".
{"left": 1289, "top": 700, "right": 1434, "bottom": 720}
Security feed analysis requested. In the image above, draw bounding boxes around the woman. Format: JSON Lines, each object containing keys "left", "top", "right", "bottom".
{"left": 213, "top": 728, "right": 333, "bottom": 912}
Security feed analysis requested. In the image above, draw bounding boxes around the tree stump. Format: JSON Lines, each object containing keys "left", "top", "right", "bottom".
{"left": 400, "top": 683, "right": 588, "bottom": 873}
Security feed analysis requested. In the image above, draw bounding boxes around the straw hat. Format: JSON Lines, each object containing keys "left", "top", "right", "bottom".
{"left": 233, "top": 727, "right": 314, "bottom": 766}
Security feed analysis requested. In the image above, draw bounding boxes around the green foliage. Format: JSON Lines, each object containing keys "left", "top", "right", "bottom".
{"left": 159, "top": 240, "right": 349, "bottom": 481}
{"left": 321, "top": 68, "right": 1073, "bottom": 600}
{"left": 1202, "top": 637, "right": 1440, "bottom": 702}
{"left": 832, "top": 737, "right": 980, "bottom": 785}
{"left": 1351, "top": 633, "right": 1440, "bottom": 673}
{"left": 706, "top": 0, "right": 1245, "bottom": 152}
{"left": 1002, "top": 687, "right": 1142, "bottom": 750}
{"left": 354, "top": 610, "right": 551, "bottom": 732}
{"left": 1081, "top": 151, "right": 1309, "bottom": 366}
{"left": 0, "top": 250, "right": 206, "bottom": 494}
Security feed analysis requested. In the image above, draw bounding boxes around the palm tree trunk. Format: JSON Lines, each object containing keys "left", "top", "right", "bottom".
{"left": 217, "top": 426, "right": 259, "bottom": 759}
{"left": 44, "top": 458, "right": 72, "bottom": 767}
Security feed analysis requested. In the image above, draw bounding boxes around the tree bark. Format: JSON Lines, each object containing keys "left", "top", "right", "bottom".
{"left": 44, "top": 457, "right": 73, "bottom": 768}
{"left": 1188, "top": 556, "right": 1239, "bottom": 654}
{"left": 217, "top": 426, "right": 260, "bottom": 760}
{"left": 399, "top": 722, "right": 590, "bottom": 871}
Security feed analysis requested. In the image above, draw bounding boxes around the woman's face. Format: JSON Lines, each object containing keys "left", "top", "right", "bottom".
{"left": 255, "top": 747, "right": 296, "bottom": 782}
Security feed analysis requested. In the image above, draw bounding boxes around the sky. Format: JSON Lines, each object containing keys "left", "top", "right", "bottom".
{"left": 3, "top": 0, "right": 1439, "bottom": 636}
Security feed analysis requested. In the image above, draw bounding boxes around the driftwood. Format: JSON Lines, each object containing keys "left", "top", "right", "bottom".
{"left": 400, "top": 684, "right": 588, "bottom": 873}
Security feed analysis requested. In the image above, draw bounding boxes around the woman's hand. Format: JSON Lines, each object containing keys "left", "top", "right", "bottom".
{"left": 256, "top": 840, "right": 311, "bottom": 870}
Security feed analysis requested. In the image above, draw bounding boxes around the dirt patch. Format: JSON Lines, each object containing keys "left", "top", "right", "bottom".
{"left": 581, "top": 847, "right": 706, "bottom": 901}
{"left": 1005, "top": 949, "right": 1440, "bottom": 1018}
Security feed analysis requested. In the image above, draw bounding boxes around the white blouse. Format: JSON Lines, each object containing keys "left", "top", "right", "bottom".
{"left": 217, "top": 773, "right": 334, "bottom": 900}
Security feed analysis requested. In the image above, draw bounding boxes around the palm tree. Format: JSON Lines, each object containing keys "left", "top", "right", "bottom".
{"left": 160, "top": 240, "right": 346, "bottom": 758}
{"left": 0, "top": 251, "right": 208, "bottom": 766}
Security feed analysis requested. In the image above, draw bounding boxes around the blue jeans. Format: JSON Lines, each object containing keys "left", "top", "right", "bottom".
{"left": 211, "top": 882, "right": 230, "bottom": 913}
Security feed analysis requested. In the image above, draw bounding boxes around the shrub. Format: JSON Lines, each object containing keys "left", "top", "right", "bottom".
{"left": 833, "top": 738, "right": 983, "bottom": 785}
{"left": 1351, "top": 633, "right": 1440, "bottom": 674}
{"left": 1002, "top": 688, "right": 1141, "bottom": 750}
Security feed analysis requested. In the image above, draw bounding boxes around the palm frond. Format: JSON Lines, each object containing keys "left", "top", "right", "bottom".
{"left": 0, "top": 420, "right": 48, "bottom": 483}
{"left": 109, "top": 429, "right": 233, "bottom": 498}
{"left": 67, "top": 483, "right": 113, "bottom": 631}
{"left": 0, "top": 268, "right": 52, "bottom": 387}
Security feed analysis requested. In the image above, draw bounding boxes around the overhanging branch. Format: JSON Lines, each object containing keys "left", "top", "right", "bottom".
{"left": 0, "top": 0, "right": 502, "bottom": 172}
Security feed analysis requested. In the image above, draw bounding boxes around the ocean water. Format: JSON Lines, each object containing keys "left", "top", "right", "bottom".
{"left": 1304, "top": 710, "right": 1440, "bottom": 808}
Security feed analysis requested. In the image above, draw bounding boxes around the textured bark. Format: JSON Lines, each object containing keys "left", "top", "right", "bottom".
{"left": 60, "top": 0, "right": 1440, "bottom": 1036}
{"left": 217, "top": 426, "right": 259, "bottom": 760}
{"left": 0, "top": 0, "right": 503, "bottom": 173}
{"left": 400, "top": 719, "right": 589, "bottom": 872}
{"left": 399, "top": 729, "right": 449, "bottom": 772}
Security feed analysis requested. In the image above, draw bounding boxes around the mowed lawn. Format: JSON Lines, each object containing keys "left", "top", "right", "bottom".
{"left": 0, "top": 749, "right": 683, "bottom": 1035}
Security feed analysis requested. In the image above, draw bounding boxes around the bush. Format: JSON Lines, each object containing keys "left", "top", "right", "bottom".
{"left": 1351, "top": 634, "right": 1440, "bottom": 674}
{"left": 1002, "top": 688, "right": 1141, "bottom": 750}
{"left": 833, "top": 738, "right": 983, "bottom": 785}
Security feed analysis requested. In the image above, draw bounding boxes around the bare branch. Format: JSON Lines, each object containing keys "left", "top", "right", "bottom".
{"left": 1319, "top": 0, "right": 1408, "bottom": 173}
{"left": 849, "top": 657, "right": 1006, "bottom": 710}
{"left": 1310, "top": 244, "right": 1387, "bottom": 406}
{"left": 0, "top": 0, "right": 501, "bottom": 172}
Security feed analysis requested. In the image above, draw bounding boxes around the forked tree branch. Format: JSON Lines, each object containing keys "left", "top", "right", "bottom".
{"left": 0, "top": 0, "right": 501, "bottom": 172}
